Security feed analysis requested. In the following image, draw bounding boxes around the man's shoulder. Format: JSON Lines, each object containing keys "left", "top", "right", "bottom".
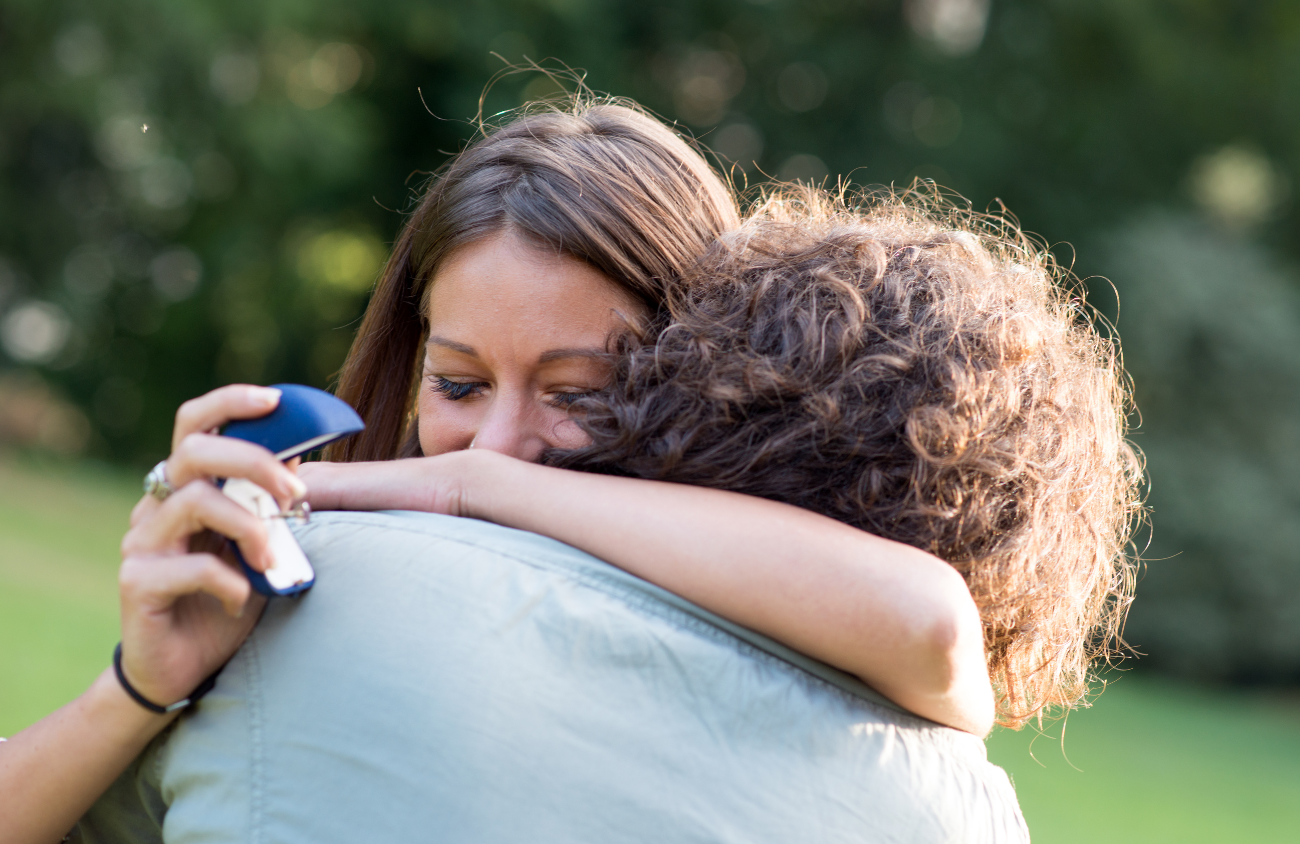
{"left": 293, "top": 510, "right": 915, "bottom": 714}
{"left": 145, "top": 509, "right": 1027, "bottom": 844}
{"left": 294, "top": 509, "right": 644, "bottom": 603}
{"left": 295, "top": 509, "right": 580, "bottom": 566}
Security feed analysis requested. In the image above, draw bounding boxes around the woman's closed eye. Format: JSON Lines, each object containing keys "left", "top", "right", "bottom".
{"left": 429, "top": 373, "right": 597, "bottom": 409}
{"left": 546, "top": 390, "right": 596, "bottom": 409}
{"left": 430, "top": 375, "right": 487, "bottom": 401}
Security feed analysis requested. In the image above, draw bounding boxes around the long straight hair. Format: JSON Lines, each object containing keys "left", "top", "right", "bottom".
{"left": 325, "top": 100, "right": 740, "bottom": 463}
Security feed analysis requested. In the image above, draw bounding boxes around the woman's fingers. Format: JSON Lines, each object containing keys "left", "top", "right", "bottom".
{"left": 120, "top": 552, "right": 253, "bottom": 619}
{"left": 118, "top": 552, "right": 265, "bottom": 704}
{"left": 122, "top": 481, "right": 274, "bottom": 572}
{"left": 129, "top": 493, "right": 159, "bottom": 529}
{"left": 169, "top": 433, "right": 306, "bottom": 507}
{"left": 172, "top": 384, "right": 282, "bottom": 450}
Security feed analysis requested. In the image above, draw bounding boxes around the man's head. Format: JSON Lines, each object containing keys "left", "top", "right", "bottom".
{"left": 551, "top": 187, "right": 1143, "bottom": 727}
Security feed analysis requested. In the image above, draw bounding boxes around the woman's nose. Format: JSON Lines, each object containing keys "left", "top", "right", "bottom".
{"left": 470, "top": 397, "right": 545, "bottom": 462}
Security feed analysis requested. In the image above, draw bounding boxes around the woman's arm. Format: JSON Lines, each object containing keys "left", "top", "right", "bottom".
{"left": 0, "top": 386, "right": 300, "bottom": 843}
{"left": 0, "top": 672, "right": 178, "bottom": 843}
{"left": 302, "top": 451, "right": 994, "bottom": 736}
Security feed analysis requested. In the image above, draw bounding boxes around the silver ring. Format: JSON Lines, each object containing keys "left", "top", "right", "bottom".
{"left": 272, "top": 501, "right": 311, "bottom": 523}
{"left": 143, "top": 460, "right": 174, "bottom": 501}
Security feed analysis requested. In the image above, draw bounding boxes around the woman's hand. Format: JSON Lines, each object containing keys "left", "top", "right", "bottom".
{"left": 117, "top": 384, "right": 306, "bottom": 707}
{"left": 298, "top": 451, "right": 480, "bottom": 517}
{"left": 0, "top": 384, "right": 309, "bottom": 844}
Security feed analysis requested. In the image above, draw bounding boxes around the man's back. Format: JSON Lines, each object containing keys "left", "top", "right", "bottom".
{"left": 78, "top": 510, "right": 1027, "bottom": 843}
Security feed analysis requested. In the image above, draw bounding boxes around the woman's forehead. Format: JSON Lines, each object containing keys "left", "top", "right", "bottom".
{"left": 427, "top": 232, "right": 644, "bottom": 322}
{"left": 424, "top": 232, "right": 644, "bottom": 363}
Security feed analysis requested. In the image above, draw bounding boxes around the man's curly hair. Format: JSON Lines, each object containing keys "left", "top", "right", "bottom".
{"left": 550, "top": 188, "right": 1144, "bottom": 727}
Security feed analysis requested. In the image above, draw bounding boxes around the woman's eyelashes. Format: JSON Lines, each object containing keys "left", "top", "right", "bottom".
{"left": 429, "top": 375, "right": 486, "bottom": 401}
{"left": 546, "top": 390, "right": 594, "bottom": 409}
{"left": 428, "top": 374, "right": 594, "bottom": 409}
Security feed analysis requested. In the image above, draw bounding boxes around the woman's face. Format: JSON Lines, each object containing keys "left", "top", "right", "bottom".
{"left": 418, "top": 231, "right": 646, "bottom": 462}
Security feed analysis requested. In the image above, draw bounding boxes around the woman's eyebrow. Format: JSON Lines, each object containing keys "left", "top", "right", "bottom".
{"left": 537, "top": 347, "right": 608, "bottom": 364}
{"left": 427, "top": 335, "right": 477, "bottom": 357}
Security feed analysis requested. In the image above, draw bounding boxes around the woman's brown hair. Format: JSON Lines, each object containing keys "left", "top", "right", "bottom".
{"left": 551, "top": 187, "right": 1144, "bottom": 727}
{"left": 327, "top": 99, "right": 741, "bottom": 462}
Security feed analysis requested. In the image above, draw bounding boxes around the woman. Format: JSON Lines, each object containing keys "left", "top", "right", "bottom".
{"left": 1, "top": 100, "right": 994, "bottom": 843}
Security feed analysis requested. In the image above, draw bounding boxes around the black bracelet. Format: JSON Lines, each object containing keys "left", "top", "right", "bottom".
{"left": 112, "top": 643, "right": 223, "bottom": 715}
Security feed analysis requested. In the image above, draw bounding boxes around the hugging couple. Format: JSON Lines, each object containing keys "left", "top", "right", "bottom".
{"left": 4, "top": 98, "right": 1139, "bottom": 844}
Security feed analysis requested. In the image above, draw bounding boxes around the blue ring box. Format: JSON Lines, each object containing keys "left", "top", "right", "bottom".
{"left": 220, "top": 384, "right": 365, "bottom": 596}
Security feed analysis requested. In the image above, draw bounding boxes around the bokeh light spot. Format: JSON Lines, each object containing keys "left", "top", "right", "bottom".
{"left": 778, "top": 153, "right": 829, "bottom": 184}
{"left": 311, "top": 43, "right": 363, "bottom": 95}
{"left": 139, "top": 157, "right": 193, "bottom": 209}
{"left": 96, "top": 114, "right": 160, "bottom": 170}
{"left": 712, "top": 121, "right": 764, "bottom": 171}
{"left": 1, "top": 302, "right": 72, "bottom": 364}
{"left": 54, "top": 23, "right": 108, "bottom": 77}
{"left": 672, "top": 49, "right": 745, "bottom": 127}
{"left": 297, "top": 230, "right": 385, "bottom": 292}
{"left": 211, "top": 51, "right": 261, "bottom": 105}
{"left": 1190, "top": 145, "right": 1288, "bottom": 229}
{"left": 904, "top": 0, "right": 990, "bottom": 57}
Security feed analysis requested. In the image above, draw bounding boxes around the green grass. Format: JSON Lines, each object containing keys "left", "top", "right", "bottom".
{"left": 988, "top": 678, "right": 1300, "bottom": 842}
{"left": 2, "top": 454, "right": 1299, "bottom": 840}
{"left": 0, "top": 454, "right": 139, "bottom": 735}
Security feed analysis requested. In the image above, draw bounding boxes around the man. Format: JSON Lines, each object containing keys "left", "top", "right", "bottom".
{"left": 76, "top": 509, "right": 1026, "bottom": 842}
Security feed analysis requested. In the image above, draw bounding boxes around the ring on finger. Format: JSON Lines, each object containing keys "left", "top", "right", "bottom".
{"left": 271, "top": 501, "right": 311, "bottom": 523}
{"left": 143, "top": 460, "right": 175, "bottom": 502}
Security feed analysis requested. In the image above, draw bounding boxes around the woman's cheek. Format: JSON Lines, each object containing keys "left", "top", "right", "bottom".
{"left": 417, "top": 395, "right": 477, "bottom": 457}
{"left": 549, "top": 411, "right": 594, "bottom": 450}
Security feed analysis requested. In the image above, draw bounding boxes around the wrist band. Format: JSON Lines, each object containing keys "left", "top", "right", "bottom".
{"left": 112, "top": 643, "right": 223, "bottom": 715}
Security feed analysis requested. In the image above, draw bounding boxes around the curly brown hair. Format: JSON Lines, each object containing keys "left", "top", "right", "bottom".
{"left": 550, "top": 187, "right": 1144, "bottom": 727}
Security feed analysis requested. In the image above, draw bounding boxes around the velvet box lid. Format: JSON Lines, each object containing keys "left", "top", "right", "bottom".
{"left": 220, "top": 384, "right": 364, "bottom": 596}
{"left": 222, "top": 384, "right": 365, "bottom": 460}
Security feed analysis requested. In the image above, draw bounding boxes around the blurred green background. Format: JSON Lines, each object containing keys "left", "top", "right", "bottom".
{"left": 2, "top": 0, "right": 1300, "bottom": 839}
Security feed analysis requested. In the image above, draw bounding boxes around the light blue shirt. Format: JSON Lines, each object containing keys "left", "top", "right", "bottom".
{"left": 76, "top": 510, "right": 1028, "bottom": 843}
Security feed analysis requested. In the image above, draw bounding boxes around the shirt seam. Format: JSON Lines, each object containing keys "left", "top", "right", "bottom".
{"left": 248, "top": 631, "right": 265, "bottom": 843}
